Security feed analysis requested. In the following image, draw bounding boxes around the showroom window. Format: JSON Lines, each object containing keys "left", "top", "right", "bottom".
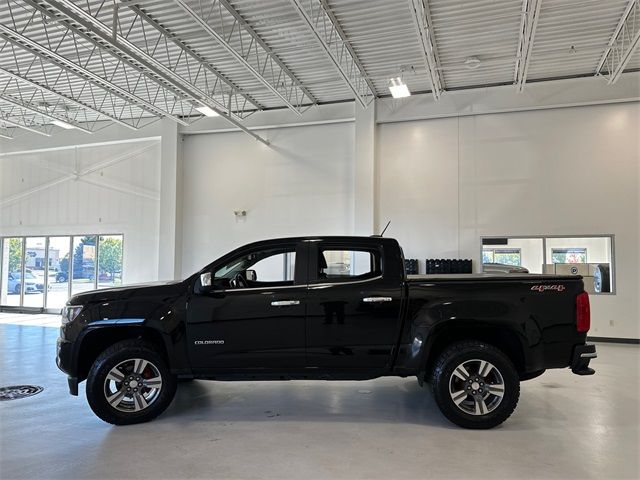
{"left": 481, "top": 235, "right": 614, "bottom": 294}
{"left": 0, "top": 234, "right": 124, "bottom": 311}
{"left": 482, "top": 248, "right": 522, "bottom": 266}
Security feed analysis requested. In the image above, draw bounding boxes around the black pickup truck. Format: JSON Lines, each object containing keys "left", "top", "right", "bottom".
{"left": 57, "top": 236, "right": 596, "bottom": 429}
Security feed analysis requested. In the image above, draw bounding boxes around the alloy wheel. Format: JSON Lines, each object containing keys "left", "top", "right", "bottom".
{"left": 103, "top": 358, "right": 163, "bottom": 413}
{"left": 448, "top": 359, "right": 505, "bottom": 416}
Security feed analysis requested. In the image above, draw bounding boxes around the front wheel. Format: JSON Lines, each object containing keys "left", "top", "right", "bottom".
{"left": 431, "top": 341, "right": 520, "bottom": 429}
{"left": 86, "top": 340, "right": 177, "bottom": 425}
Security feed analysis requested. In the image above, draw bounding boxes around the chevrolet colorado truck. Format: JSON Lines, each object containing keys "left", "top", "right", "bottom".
{"left": 57, "top": 236, "right": 596, "bottom": 429}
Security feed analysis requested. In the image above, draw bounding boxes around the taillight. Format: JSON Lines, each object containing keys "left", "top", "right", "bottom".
{"left": 576, "top": 292, "right": 590, "bottom": 333}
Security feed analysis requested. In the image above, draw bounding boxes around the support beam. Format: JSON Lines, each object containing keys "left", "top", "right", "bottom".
{"left": 32, "top": 0, "right": 268, "bottom": 144}
{"left": 0, "top": 94, "right": 92, "bottom": 134}
{"left": 158, "top": 119, "right": 183, "bottom": 280}
{"left": 0, "top": 113, "right": 51, "bottom": 137}
{"left": 514, "top": 0, "right": 542, "bottom": 92}
{"left": 289, "top": 0, "right": 375, "bottom": 108}
{"left": 0, "top": 126, "right": 14, "bottom": 140}
{"left": 354, "top": 102, "right": 376, "bottom": 236}
{"left": 408, "top": 0, "right": 444, "bottom": 100}
{"left": 174, "top": 0, "right": 315, "bottom": 113}
{"left": 596, "top": 0, "right": 640, "bottom": 84}
{"left": 0, "top": 66, "right": 138, "bottom": 130}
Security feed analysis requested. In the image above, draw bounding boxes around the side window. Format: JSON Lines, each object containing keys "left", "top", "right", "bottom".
{"left": 318, "top": 249, "right": 380, "bottom": 282}
{"left": 252, "top": 252, "right": 296, "bottom": 282}
{"left": 214, "top": 247, "right": 296, "bottom": 288}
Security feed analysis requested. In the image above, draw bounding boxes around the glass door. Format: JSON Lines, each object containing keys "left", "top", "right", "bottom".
{"left": 71, "top": 235, "right": 97, "bottom": 295}
{"left": 22, "top": 237, "right": 46, "bottom": 308}
{"left": 46, "top": 236, "right": 72, "bottom": 310}
{"left": 1, "top": 238, "right": 24, "bottom": 307}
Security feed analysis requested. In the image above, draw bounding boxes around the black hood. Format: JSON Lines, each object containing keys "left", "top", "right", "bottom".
{"left": 68, "top": 280, "right": 186, "bottom": 305}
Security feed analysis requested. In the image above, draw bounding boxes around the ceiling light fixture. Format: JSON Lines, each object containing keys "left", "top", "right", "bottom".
{"left": 464, "top": 56, "right": 481, "bottom": 70}
{"left": 51, "top": 119, "right": 74, "bottom": 129}
{"left": 388, "top": 77, "right": 411, "bottom": 98}
{"left": 195, "top": 104, "right": 220, "bottom": 117}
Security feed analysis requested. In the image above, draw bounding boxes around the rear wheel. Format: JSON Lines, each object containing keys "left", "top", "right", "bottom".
{"left": 431, "top": 341, "right": 520, "bottom": 429}
{"left": 86, "top": 339, "right": 177, "bottom": 425}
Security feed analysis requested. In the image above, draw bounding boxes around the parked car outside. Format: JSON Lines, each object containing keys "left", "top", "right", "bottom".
{"left": 7, "top": 271, "right": 44, "bottom": 294}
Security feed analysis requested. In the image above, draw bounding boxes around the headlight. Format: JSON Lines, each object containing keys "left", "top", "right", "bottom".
{"left": 61, "top": 305, "right": 83, "bottom": 325}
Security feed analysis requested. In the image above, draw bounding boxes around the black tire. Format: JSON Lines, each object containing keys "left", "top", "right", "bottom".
{"left": 86, "top": 339, "right": 177, "bottom": 426}
{"left": 431, "top": 340, "right": 520, "bottom": 429}
{"left": 14, "top": 284, "right": 20, "bottom": 294}
{"left": 593, "top": 264, "right": 611, "bottom": 293}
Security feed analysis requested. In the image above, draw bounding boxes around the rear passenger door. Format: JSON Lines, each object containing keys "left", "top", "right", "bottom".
{"left": 304, "top": 240, "right": 403, "bottom": 371}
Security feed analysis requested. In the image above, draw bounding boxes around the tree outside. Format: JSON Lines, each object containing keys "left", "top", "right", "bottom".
{"left": 98, "top": 237, "right": 123, "bottom": 284}
{"left": 8, "top": 238, "right": 22, "bottom": 272}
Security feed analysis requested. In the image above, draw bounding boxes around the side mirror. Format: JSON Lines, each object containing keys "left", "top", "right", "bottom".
{"left": 200, "top": 272, "right": 212, "bottom": 288}
{"left": 245, "top": 269, "right": 257, "bottom": 281}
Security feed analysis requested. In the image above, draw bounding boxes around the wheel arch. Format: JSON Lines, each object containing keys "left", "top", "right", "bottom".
{"left": 76, "top": 325, "right": 170, "bottom": 382}
{"left": 422, "top": 321, "right": 527, "bottom": 380}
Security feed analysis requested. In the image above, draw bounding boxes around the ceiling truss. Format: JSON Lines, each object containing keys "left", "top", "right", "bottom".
{"left": 514, "top": 0, "right": 542, "bottom": 92}
{"left": 408, "top": 0, "right": 444, "bottom": 100}
{"left": 174, "top": 0, "right": 315, "bottom": 114}
{"left": 289, "top": 0, "right": 374, "bottom": 108}
{"left": 597, "top": 0, "right": 640, "bottom": 84}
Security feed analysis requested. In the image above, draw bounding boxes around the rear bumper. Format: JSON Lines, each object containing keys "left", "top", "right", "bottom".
{"left": 571, "top": 343, "right": 597, "bottom": 375}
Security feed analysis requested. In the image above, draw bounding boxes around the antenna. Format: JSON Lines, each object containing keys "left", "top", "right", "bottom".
{"left": 380, "top": 221, "right": 391, "bottom": 237}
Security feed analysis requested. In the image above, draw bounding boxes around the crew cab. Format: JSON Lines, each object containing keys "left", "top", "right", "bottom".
{"left": 57, "top": 236, "right": 596, "bottom": 429}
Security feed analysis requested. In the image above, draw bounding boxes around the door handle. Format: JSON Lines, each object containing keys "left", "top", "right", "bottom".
{"left": 271, "top": 300, "right": 300, "bottom": 307}
{"left": 362, "top": 297, "right": 393, "bottom": 303}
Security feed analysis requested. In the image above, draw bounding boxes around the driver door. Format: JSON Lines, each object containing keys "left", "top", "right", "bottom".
{"left": 186, "top": 241, "right": 308, "bottom": 372}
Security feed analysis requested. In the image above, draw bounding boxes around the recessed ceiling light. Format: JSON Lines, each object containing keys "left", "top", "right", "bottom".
{"left": 388, "top": 77, "right": 411, "bottom": 98}
{"left": 51, "top": 119, "right": 74, "bottom": 129}
{"left": 464, "top": 56, "right": 481, "bottom": 70}
{"left": 195, "top": 105, "right": 220, "bottom": 117}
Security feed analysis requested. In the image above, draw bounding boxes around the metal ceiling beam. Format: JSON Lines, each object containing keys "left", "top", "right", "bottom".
{"left": 0, "top": 94, "right": 93, "bottom": 134}
{"left": 173, "top": 0, "right": 314, "bottom": 114}
{"left": 124, "top": 4, "right": 263, "bottom": 114}
{"left": 289, "top": 0, "right": 375, "bottom": 108}
{"left": 0, "top": 23, "right": 187, "bottom": 125}
{"left": 514, "top": 0, "right": 542, "bottom": 92}
{"left": 34, "top": 0, "right": 268, "bottom": 143}
{"left": 0, "top": 125, "right": 15, "bottom": 140}
{"left": 408, "top": 0, "right": 444, "bottom": 100}
{"left": 0, "top": 67, "right": 139, "bottom": 130}
{"left": 596, "top": 0, "right": 640, "bottom": 84}
{"left": 0, "top": 112, "right": 52, "bottom": 137}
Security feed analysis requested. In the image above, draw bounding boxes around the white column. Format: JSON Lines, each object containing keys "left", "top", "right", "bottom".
{"left": 354, "top": 101, "right": 376, "bottom": 236}
{"left": 157, "top": 119, "right": 183, "bottom": 280}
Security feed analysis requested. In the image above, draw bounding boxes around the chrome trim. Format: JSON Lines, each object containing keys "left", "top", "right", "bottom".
{"left": 362, "top": 296, "right": 392, "bottom": 303}
{"left": 580, "top": 352, "right": 598, "bottom": 359}
{"left": 270, "top": 300, "right": 300, "bottom": 307}
{"left": 309, "top": 275, "right": 383, "bottom": 288}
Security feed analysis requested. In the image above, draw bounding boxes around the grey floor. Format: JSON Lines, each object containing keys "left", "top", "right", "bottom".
{"left": 0, "top": 316, "right": 638, "bottom": 480}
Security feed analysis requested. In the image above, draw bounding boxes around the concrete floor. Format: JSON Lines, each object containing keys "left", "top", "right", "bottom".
{"left": 0, "top": 316, "right": 638, "bottom": 480}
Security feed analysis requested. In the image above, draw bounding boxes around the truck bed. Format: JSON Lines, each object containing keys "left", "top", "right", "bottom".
{"left": 407, "top": 273, "right": 581, "bottom": 282}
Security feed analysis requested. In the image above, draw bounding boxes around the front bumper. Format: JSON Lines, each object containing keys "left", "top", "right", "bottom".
{"left": 571, "top": 343, "right": 597, "bottom": 375}
{"left": 56, "top": 337, "right": 79, "bottom": 395}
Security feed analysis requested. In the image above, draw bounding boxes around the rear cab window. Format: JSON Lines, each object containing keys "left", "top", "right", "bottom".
{"left": 315, "top": 247, "right": 382, "bottom": 283}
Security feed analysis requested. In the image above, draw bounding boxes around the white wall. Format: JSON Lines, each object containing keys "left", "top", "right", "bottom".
{"left": 376, "top": 102, "right": 639, "bottom": 339}
{"left": 0, "top": 139, "right": 161, "bottom": 284}
{"left": 180, "top": 122, "right": 355, "bottom": 276}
